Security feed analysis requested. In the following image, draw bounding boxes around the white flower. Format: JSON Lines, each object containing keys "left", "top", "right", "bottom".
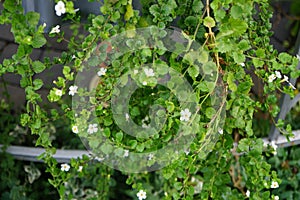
{"left": 281, "top": 75, "right": 296, "bottom": 89}
{"left": 144, "top": 68, "right": 155, "bottom": 77}
{"left": 271, "top": 181, "right": 279, "bottom": 188}
{"left": 77, "top": 166, "right": 83, "bottom": 172}
{"left": 270, "top": 141, "right": 278, "bottom": 150}
{"left": 123, "top": 150, "right": 129, "bottom": 157}
{"left": 95, "top": 156, "right": 104, "bottom": 162}
{"left": 74, "top": 8, "right": 80, "bottom": 12}
{"left": 137, "top": 190, "right": 147, "bottom": 200}
{"left": 72, "top": 55, "right": 76, "bottom": 59}
{"left": 275, "top": 71, "right": 282, "bottom": 79}
{"left": 180, "top": 108, "right": 191, "bottom": 122}
{"left": 274, "top": 195, "right": 279, "bottom": 200}
{"left": 72, "top": 125, "right": 79, "bottom": 134}
{"left": 55, "top": 1, "right": 66, "bottom": 16}
{"left": 148, "top": 153, "right": 154, "bottom": 160}
{"left": 142, "top": 81, "right": 147, "bottom": 85}
{"left": 246, "top": 190, "right": 250, "bottom": 198}
{"left": 50, "top": 25, "right": 60, "bottom": 34}
{"left": 240, "top": 63, "right": 245, "bottom": 67}
{"left": 55, "top": 89, "right": 63, "bottom": 96}
{"left": 134, "top": 69, "right": 138, "bottom": 74}
{"left": 142, "top": 123, "right": 150, "bottom": 128}
{"left": 97, "top": 68, "right": 107, "bottom": 76}
{"left": 268, "top": 74, "right": 276, "bottom": 83}
{"left": 61, "top": 163, "right": 70, "bottom": 172}
{"left": 184, "top": 149, "right": 190, "bottom": 155}
{"left": 218, "top": 129, "right": 223, "bottom": 135}
{"left": 68, "top": 85, "right": 78, "bottom": 96}
{"left": 125, "top": 113, "right": 130, "bottom": 121}
{"left": 288, "top": 82, "right": 296, "bottom": 90}
{"left": 42, "top": 23, "right": 46, "bottom": 27}
{"left": 87, "top": 124, "right": 98, "bottom": 134}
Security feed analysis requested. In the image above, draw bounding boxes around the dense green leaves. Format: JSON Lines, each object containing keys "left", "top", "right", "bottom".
{"left": 1, "top": 0, "right": 299, "bottom": 199}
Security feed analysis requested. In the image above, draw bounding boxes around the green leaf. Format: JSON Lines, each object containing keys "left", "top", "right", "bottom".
{"left": 111, "top": 11, "right": 120, "bottom": 22}
{"left": 237, "top": 138, "right": 250, "bottom": 152}
{"left": 25, "top": 12, "right": 40, "bottom": 27}
{"left": 104, "top": 117, "right": 113, "bottom": 126}
{"left": 32, "top": 61, "right": 46, "bottom": 73}
{"left": 100, "top": 143, "right": 113, "bottom": 154}
{"left": 33, "top": 79, "right": 43, "bottom": 90}
{"left": 202, "top": 61, "right": 216, "bottom": 75}
{"left": 203, "top": 16, "right": 215, "bottom": 28}
{"left": 188, "top": 65, "right": 199, "bottom": 78}
{"left": 238, "top": 40, "right": 251, "bottom": 51}
{"left": 124, "top": 4, "right": 134, "bottom": 21}
{"left": 227, "top": 72, "right": 237, "bottom": 92}
{"left": 115, "top": 131, "right": 123, "bottom": 142}
{"left": 103, "top": 128, "right": 111, "bottom": 137}
{"left": 192, "top": 0, "right": 204, "bottom": 13}
{"left": 174, "top": 182, "right": 183, "bottom": 190}
{"left": 166, "top": 101, "right": 175, "bottom": 112}
{"left": 197, "top": 50, "right": 209, "bottom": 63}
{"left": 128, "top": 140, "right": 137, "bottom": 149}
{"left": 230, "top": 5, "right": 243, "bottom": 19}
{"left": 278, "top": 52, "right": 292, "bottom": 63}
{"left": 32, "top": 34, "right": 46, "bottom": 48}
{"left": 233, "top": 52, "right": 245, "bottom": 64}
{"left": 184, "top": 16, "right": 198, "bottom": 27}
{"left": 253, "top": 58, "right": 264, "bottom": 68}
{"left": 136, "top": 143, "right": 145, "bottom": 152}
{"left": 205, "top": 107, "right": 216, "bottom": 119}
{"left": 256, "top": 48, "right": 265, "bottom": 58}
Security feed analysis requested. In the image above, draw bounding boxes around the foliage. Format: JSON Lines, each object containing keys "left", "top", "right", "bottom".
{"left": 0, "top": 0, "right": 300, "bottom": 199}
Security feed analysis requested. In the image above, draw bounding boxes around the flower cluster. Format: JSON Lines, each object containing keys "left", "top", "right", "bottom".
{"left": 268, "top": 70, "right": 296, "bottom": 89}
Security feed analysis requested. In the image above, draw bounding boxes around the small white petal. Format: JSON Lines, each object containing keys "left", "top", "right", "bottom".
{"left": 61, "top": 163, "right": 70, "bottom": 172}
{"left": 55, "top": 89, "right": 63, "bottom": 96}
{"left": 123, "top": 150, "right": 129, "bottom": 157}
{"left": 55, "top": 1, "right": 66, "bottom": 16}
{"left": 275, "top": 71, "right": 282, "bottom": 79}
{"left": 144, "top": 68, "right": 155, "bottom": 77}
{"left": 72, "top": 125, "right": 79, "bottom": 134}
{"left": 268, "top": 74, "right": 276, "bottom": 83}
{"left": 97, "top": 68, "right": 107, "bottom": 76}
{"left": 246, "top": 190, "right": 250, "bottom": 198}
{"left": 271, "top": 181, "right": 279, "bottom": 188}
{"left": 50, "top": 25, "right": 60, "bottom": 34}
{"left": 137, "top": 190, "right": 147, "bottom": 200}
{"left": 77, "top": 166, "right": 83, "bottom": 172}
{"left": 69, "top": 85, "right": 78, "bottom": 96}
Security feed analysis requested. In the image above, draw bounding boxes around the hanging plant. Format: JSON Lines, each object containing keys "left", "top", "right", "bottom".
{"left": 0, "top": 0, "right": 299, "bottom": 199}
